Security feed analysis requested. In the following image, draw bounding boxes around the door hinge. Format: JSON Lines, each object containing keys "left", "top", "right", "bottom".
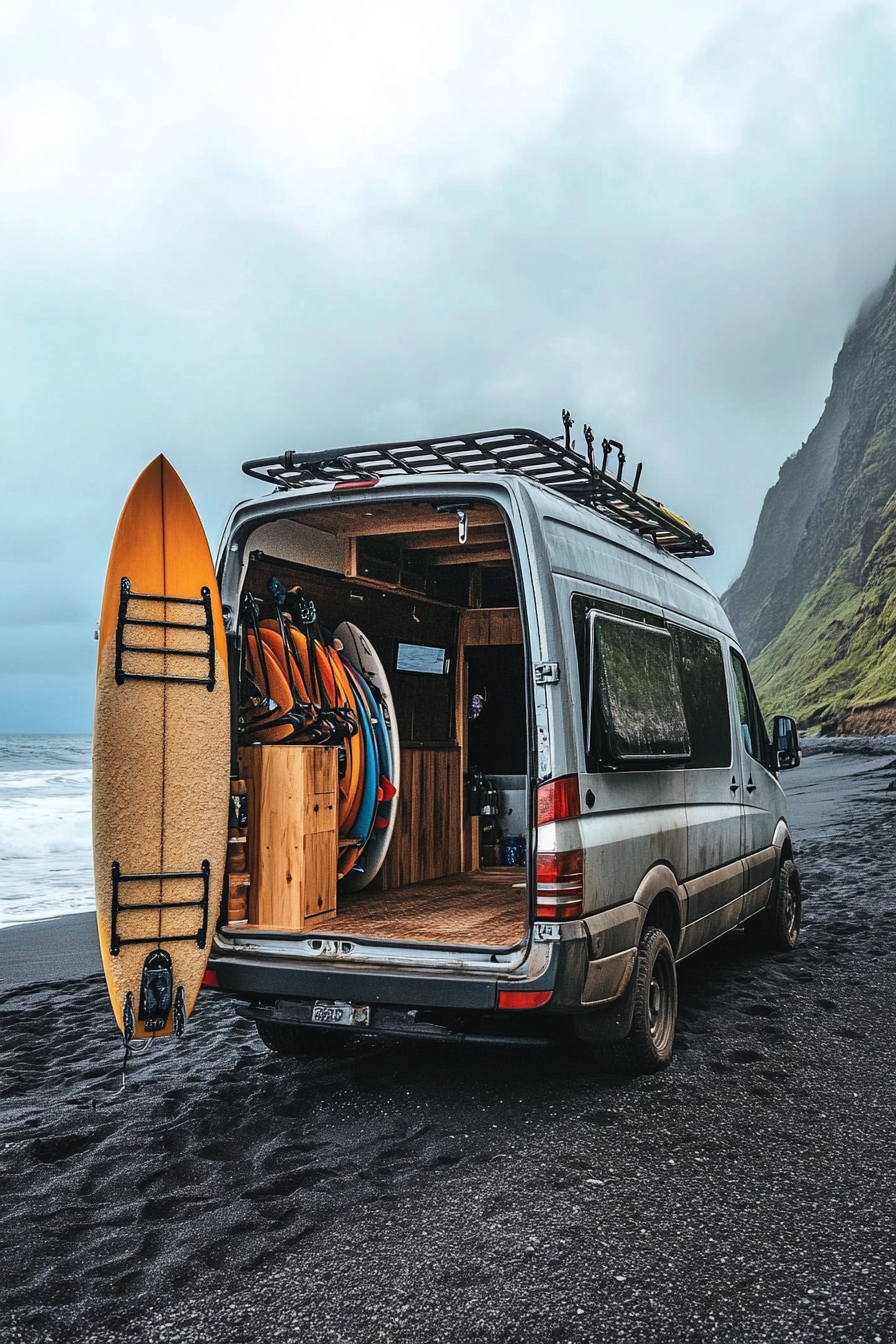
{"left": 534, "top": 662, "right": 561, "bottom": 685}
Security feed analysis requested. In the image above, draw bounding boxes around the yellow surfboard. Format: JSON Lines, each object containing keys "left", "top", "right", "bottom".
{"left": 93, "top": 456, "right": 230, "bottom": 1041}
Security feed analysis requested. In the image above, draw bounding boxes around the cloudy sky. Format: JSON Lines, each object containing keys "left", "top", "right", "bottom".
{"left": 3, "top": 0, "right": 896, "bottom": 732}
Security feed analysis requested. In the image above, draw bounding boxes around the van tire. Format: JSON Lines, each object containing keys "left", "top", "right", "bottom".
{"left": 590, "top": 927, "right": 677, "bottom": 1074}
{"left": 255, "top": 1019, "right": 352, "bottom": 1056}
{"left": 744, "top": 859, "right": 801, "bottom": 952}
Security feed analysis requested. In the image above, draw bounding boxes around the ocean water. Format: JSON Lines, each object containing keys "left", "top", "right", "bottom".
{"left": 0, "top": 735, "right": 94, "bottom": 927}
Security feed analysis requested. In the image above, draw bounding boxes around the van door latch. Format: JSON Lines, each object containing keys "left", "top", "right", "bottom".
{"left": 534, "top": 662, "right": 561, "bottom": 685}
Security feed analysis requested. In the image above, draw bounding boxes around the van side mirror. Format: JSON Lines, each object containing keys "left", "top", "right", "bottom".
{"left": 772, "top": 715, "right": 800, "bottom": 770}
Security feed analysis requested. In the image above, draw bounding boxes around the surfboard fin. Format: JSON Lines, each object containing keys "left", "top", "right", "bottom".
{"left": 174, "top": 986, "right": 187, "bottom": 1038}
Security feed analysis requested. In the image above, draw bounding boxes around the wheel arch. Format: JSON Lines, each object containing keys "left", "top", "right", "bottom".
{"left": 633, "top": 864, "right": 685, "bottom": 957}
{"left": 774, "top": 819, "right": 793, "bottom": 865}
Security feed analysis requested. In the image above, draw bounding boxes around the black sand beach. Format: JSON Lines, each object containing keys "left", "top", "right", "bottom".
{"left": 2, "top": 742, "right": 895, "bottom": 1344}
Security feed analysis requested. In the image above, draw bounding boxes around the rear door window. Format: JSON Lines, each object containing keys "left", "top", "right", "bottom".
{"left": 587, "top": 610, "right": 690, "bottom": 763}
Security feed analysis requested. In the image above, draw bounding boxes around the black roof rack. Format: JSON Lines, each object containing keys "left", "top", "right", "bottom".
{"left": 241, "top": 423, "right": 713, "bottom": 558}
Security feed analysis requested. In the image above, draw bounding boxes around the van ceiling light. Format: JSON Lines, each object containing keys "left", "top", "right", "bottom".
{"left": 537, "top": 775, "right": 581, "bottom": 825}
{"left": 241, "top": 423, "right": 713, "bottom": 559}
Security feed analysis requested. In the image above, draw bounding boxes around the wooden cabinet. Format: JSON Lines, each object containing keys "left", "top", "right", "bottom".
{"left": 239, "top": 745, "right": 338, "bottom": 930}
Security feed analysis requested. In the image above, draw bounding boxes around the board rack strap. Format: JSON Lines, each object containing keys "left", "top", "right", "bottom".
{"left": 109, "top": 859, "right": 211, "bottom": 956}
{"left": 115, "top": 576, "right": 216, "bottom": 689}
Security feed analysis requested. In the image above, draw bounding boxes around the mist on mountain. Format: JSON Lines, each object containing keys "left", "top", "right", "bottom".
{"left": 723, "top": 266, "right": 896, "bottom": 733}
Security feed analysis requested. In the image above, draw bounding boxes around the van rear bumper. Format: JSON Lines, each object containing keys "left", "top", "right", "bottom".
{"left": 208, "top": 912, "right": 632, "bottom": 1019}
{"left": 209, "top": 949, "right": 502, "bottom": 1010}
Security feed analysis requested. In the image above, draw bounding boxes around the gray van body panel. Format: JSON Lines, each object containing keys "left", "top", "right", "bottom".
{"left": 209, "top": 470, "right": 793, "bottom": 1036}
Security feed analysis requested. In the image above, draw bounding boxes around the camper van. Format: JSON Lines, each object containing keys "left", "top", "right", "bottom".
{"left": 95, "top": 426, "right": 802, "bottom": 1074}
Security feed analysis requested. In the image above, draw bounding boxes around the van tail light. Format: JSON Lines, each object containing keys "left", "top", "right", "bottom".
{"left": 201, "top": 968, "right": 220, "bottom": 989}
{"left": 536, "top": 775, "right": 581, "bottom": 825}
{"left": 497, "top": 990, "right": 553, "bottom": 1010}
{"left": 535, "top": 849, "right": 584, "bottom": 920}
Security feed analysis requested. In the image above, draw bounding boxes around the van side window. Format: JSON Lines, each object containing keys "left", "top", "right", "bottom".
{"left": 670, "top": 626, "right": 731, "bottom": 768}
{"left": 587, "top": 611, "right": 690, "bottom": 763}
{"left": 730, "top": 650, "right": 770, "bottom": 768}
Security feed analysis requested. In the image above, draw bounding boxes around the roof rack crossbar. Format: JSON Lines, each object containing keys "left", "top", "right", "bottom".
{"left": 241, "top": 428, "right": 713, "bottom": 558}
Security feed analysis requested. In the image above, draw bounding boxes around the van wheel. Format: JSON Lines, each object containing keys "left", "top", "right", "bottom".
{"left": 591, "top": 927, "right": 678, "bottom": 1075}
{"left": 744, "top": 859, "right": 802, "bottom": 952}
{"left": 255, "top": 1019, "right": 352, "bottom": 1056}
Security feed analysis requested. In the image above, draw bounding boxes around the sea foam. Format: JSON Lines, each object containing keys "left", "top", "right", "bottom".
{"left": 0, "top": 737, "right": 94, "bottom": 926}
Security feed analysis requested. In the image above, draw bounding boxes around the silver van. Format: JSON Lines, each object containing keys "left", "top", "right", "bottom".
{"left": 205, "top": 425, "right": 802, "bottom": 1074}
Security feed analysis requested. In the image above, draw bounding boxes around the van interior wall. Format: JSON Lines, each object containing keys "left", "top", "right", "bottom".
{"left": 237, "top": 502, "right": 528, "bottom": 946}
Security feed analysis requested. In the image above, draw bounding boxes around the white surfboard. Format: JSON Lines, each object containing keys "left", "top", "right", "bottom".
{"left": 333, "top": 621, "right": 400, "bottom": 892}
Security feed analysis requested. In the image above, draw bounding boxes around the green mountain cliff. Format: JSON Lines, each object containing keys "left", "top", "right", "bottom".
{"left": 722, "top": 265, "right": 896, "bottom": 734}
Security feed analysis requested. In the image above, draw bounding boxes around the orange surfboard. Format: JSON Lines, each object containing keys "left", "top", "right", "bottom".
{"left": 93, "top": 456, "right": 230, "bottom": 1041}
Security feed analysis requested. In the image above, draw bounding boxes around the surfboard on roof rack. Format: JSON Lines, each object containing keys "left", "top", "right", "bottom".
{"left": 241, "top": 422, "right": 713, "bottom": 560}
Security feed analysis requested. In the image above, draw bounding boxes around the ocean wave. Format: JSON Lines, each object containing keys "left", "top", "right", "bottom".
{"left": 0, "top": 739, "right": 96, "bottom": 924}
{"left": 0, "top": 793, "right": 92, "bottom": 860}
{"left": 0, "top": 768, "right": 92, "bottom": 792}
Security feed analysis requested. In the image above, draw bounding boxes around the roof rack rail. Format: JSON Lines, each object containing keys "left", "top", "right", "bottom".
{"left": 241, "top": 422, "right": 713, "bottom": 558}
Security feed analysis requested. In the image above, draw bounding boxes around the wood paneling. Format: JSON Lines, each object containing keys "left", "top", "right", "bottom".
{"left": 431, "top": 546, "right": 511, "bottom": 566}
{"left": 375, "top": 746, "right": 462, "bottom": 889}
{"left": 240, "top": 745, "right": 338, "bottom": 930}
{"left": 460, "top": 607, "right": 523, "bottom": 646}
{"left": 317, "top": 869, "right": 528, "bottom": 947}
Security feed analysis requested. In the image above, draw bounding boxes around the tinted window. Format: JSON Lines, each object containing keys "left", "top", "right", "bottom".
{"left": 731, "top": 649, "right": 771, "bottom": 768}
{"left": 588, "top": 612, "right": 690, "bottom": 761}
{"left": 671, "top": 626, "right": 731, "bottom": 768}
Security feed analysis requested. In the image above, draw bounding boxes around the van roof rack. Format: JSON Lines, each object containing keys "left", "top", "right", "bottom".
{"left": 241, "top": 423, "right": 713, "bottom": 559}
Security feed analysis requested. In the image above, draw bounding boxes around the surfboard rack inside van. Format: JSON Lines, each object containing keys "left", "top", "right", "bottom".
{"left": 241, "top": 426, "right": 713, "bottom": 558}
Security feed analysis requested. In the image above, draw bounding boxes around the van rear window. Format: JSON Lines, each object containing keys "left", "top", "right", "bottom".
{"left": 587, "top": 612, "right": 690, "bottom": 762}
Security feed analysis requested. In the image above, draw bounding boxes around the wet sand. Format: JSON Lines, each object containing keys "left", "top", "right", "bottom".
{"left": 2, "top": 741, "right": 895, "bottom": 1344}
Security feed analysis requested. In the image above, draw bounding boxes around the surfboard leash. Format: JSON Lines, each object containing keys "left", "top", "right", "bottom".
{"left": 118, "top": 989, "right": 163, "bottom": 1089}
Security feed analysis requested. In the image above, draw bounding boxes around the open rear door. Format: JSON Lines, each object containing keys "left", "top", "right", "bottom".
{"left": 93, "top": 456, "right": 230, "bottom": 1042}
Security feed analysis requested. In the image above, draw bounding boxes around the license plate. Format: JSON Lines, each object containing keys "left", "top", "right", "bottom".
{"left": 311, "top": 1000, "right": 370, "bottom": 1028}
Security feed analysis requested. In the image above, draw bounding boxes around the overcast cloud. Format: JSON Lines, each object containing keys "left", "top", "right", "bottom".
{"left": 2, "top": 0, "right": 896, "bottom": 731}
